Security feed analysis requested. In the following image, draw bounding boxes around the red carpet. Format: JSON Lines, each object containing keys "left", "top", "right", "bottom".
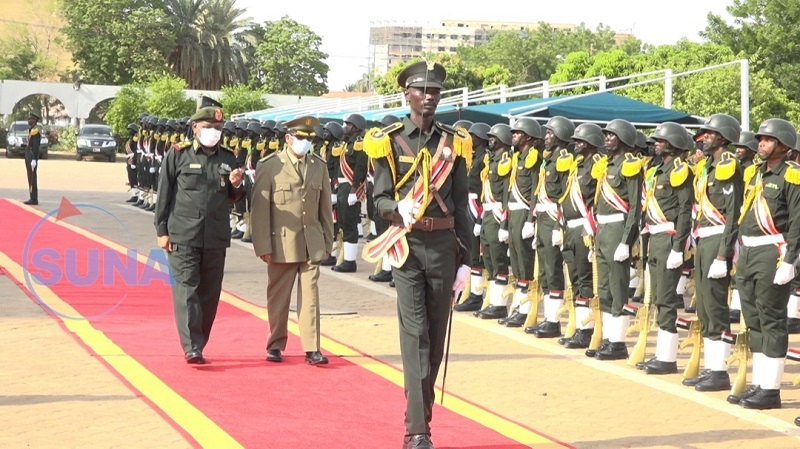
{"left": 0, "top": 199, "right": 550, "bottom": 448}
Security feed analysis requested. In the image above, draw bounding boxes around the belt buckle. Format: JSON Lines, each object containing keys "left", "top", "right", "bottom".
{"left": 419, "top": 216, "right": 433, "bottom": 232}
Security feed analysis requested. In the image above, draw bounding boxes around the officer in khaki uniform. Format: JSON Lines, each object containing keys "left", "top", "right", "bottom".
{"left": 251, "top": 116, "right": 334, "bottom": 365}
{"left": 155, "top": 101, "right": 246, "bottom": 364}
{"left": 735, "top": 119, "right": 800, "bottom": 410}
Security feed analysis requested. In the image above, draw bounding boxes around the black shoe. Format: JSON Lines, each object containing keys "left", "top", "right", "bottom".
{"left": 565, "top": 328, "right": 593, "bottom": 349}
{"left": 728, "top": 385, "right": 760, "bottom": 404}
{"left": 730, "top": 309, "right": 741, "bottom": 324}
{"left": 403, "top": 434, "right": 434, "bottom": 449}
{"left": 266, "top": 349, "right": 282, "bottom": 362}
{"left": 321, "top": 255, "right": 337, "bottom": 266}
{"left": 740, "top": 388, "right": 781, "bottom": 410}
{"left": 596, "top": 342, "right": 628, "bottom": 360}
{"left": 231, "top": 230, "right": 244, "bottom": 239}
{"left": 133, "top": 199, "right": 145, "bottom": 207}
{"left": 631, "top": 295, "right": 643, "bottom": 304}
{"left": 694, "top": 370, "right": 731, "bottom": 392}
{"left": 23, "top": 199, "right": 38, "bottom": 205}
{"left": 145, "top": 203, "right": 156, "bottom": 212}
{"left": 185, "top": 349, "right": 205, "bottom": 364}
{"left": 795, "top": 416, "right": 800, "bottom": 427}
{"left": 789, "top": 318, "right": 800, "bottom": 334}
{"left": 504, "top": 312, "right": 527, "bottom": 328}
{"left": 453, "top": 294, "right": 483, "bottom": 312}
{"left": 682, "top": 369, "right": 713, "bottom": 387}
{"left": 389, "top": 281, "right": 395, "bottom": 288}
{"left": 126, "top": 196, "right": 138, "bottom": 203}
{"left": 635, "top": 357, "right": 658, "bottom": 370}
{"left": 476, "top": 305, "right": 507, "bottom": 320}
{"left": 368, "top": 270, "right": 393, "bottom": 282}
{"left": 305, "top": 351, "right": 329, "bottom": 365}
{"left": 332, "top": 260, "right": 357, "bottom": 273}
{"left": 241, "top": 235, "right": 252, "bottom": 243}
{"left": 585, "top": 338, "right": 609, "bottom": 358}
{"left": 498, "top": 308, "right": 518, "bottom": 325}
{"left": 138, "top": 201, "right": 150, "bottom": 209}
{"left": 534, "top": 321, "right": 561, "bottom": 338}
{"left": 684, "top": 305, "right": 696, "bottom": 314}
{"left": 644, "top": 360, "right": 678, "bottom": 375}
{"left": 524, "top": 322, "right": 544, "bottom": 335}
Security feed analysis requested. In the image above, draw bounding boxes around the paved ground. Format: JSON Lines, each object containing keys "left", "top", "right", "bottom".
{"left": 4, "top": 151, "right": 800, "bottom": 448}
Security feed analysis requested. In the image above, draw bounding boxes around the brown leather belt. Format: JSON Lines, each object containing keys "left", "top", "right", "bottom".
{"left": 410, "top": 216, "right": 454, "bottom": 232}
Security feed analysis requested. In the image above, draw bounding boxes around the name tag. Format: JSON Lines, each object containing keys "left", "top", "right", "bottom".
{"left": 399, "top": 155, "right": 415, "bottom": 163}
{"left": 189, "top": 163, "right": 201, "bottom": 169}
{"left": 766, "top": 182, "right": 779, "bottom": 189}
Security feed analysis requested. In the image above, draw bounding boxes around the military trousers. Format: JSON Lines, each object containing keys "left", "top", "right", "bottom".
{"left": 737, "top": 244, "right": 790, "bottom": 358}
{"left": 167, "top": 245, "right": 226, "bottom": 353}
{"left": 393, "top": 229, "right": 457, "bottom": 436}
{"left": 479, "top": 212, "right": 508, "bottom": 279}
{"left": 266, "top": 260, "right": 321, "bottom": 352}
{"left": 596, "top": 220, "right": 629, "bottom": 315}
{"left": 336, "top": 182, "right": 361, "bottom": 244}
{"left": 647, "top": 232, "right": 682, "bottom": 332}
{"left": 508, "top": 210, "right": 534, "bottom": 281}
{"left": 694, "top": 234, "right": 731, "bottom": 340}
{"left": 535, "top": 214, "right": 564, "bottom": 295}
{"left": 24, "top": 152, "right": 38, "bottom": 202}
{"left": 126, "top": 162, "right": 137, "bottom": 188}
{"left": 562, "top": 223, "right": 592, "bottom": 300}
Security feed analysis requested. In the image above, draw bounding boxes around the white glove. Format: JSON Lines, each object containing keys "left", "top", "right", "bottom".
{"left": 330, "top": 194, "right": 337, "bottom": 204}
{"left": 531, "top": 236, "right": 538, "bottom": 249}
{"left": 521, "top": 222, "right": 535, "bottom": 239}
{"left": 613, "top": 243, "right": 630, "bottom": 262}
{"left": 498, "top": 228, "right": 509, "bottom": 243}
{"left": 552, "top": 229, "right": 562, "bottom": 247}
{"left": 473, "top": 223, "right": 481, "bottom": 237}
{"left": 149, "top": 167, "right": 156, "bottom": 174}
{"left": 30, "top": 160, "right": 37, "bottom": 169}
{"left": 666, "top": 250, "right": 683, "bottom": 270}
{"left": 774, "top": 262, "right": 796, "bottom": 285}
{"left": 130, "top": 164, "right": 136, "bottom": 169}
{"left": 707, "top": 259, "right": 728, "bottom": 279}
{"left": 347, "top": 193, "right": 358, "bottom": 206}
{"left": 397, "top": 198, "right": 420, "bottom": 228}
{"left": 452, "top": 264, "right": 471, "bottom": 301}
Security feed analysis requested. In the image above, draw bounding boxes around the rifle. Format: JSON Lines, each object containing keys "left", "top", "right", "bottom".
{"left": 334, "top": 229, "right": 345, "bottom": 266}
{"left": 677, "top": 318, "right": 702, "bottom": 380}
{"left": 788, "top": 348, "right": 800, "bottom": 386}
{"left": 583, "top": 236, "right": 603, "bottom": 352}
{"left": 626, "top": 267, "right": 653, "bottom": 367}
{"left": 556, "top": 271, "right": 576, "bottom": 340}
{"left": 725, "top": 317, "right": 750, "bottom": 398}
{"left": 522, "top": 248, "right": 542, "bottom": 329}
{"left": 454, "top": 271, "right": 472, "bottom": 305}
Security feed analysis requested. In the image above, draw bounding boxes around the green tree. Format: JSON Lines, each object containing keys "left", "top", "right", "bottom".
{"left": 218, "top": 84, "right": 270, "bottom": 115}
{"left": 144, "top": 75, "right": 196, "bottom": 119}
{"left": 105, "top": 85, "right": 149, "bottom": 137}
{"left": 253, "top": 16, "right": 329, "bottom": 95}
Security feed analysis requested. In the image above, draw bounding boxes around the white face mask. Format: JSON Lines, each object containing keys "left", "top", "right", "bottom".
{"left": 198, "top": 128, "right": 222, "bottom": 147}
{"left": 290, "top": 136, "right": 312, "bottom": 156}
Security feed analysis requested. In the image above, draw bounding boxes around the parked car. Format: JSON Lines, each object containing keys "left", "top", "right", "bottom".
{"left": 76, "top": 124, "right": 117, "bottom": 162}
{"left": 5, "top": 121, "right": 49, "bottom": 158}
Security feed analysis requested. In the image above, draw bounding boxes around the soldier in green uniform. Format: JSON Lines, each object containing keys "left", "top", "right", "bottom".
{"left": 474, "top": 124, "right": 513, "bottom": 319}
{"left": 683, "top": 114, "right": 743, "bottom": 391}
{"left": 558, "top": 123, "right": 604, "bottom": 348}
{"left": 729, "top": 130, "right": 759, "bottom": 324}
{"left": 591, "top": 119, "right": 643, "bottom": 360}
{"left": 154, "top": 99, "right": 246, "bottom": 364}
{"left": 241, "top": 121, "right": 264, "bottom": 243}
{"left": 498, "top": 118, "right": 541, "bottom": 327}
{"left": 366, "top": 61, "right": 471, "bottom": 449}
{"left": 453, "top": 122, "right": 490, "bottom": 312}
{"left": 331, "top": 114, "right": 368, "bottom": 273}
{"left": 23, "top": 112, "right": 41, "bottom": 205}
{"left": 134, "top": 114, "right": 151, "bottom": 207}
{"left": 734, "top": 119, "right": 800, "bottom": 409}
{"left": 638, "top": 122, "right": 693, "bottom": 374}
{"left": 369, "top": 115, "right": 403, "bottom": 283}
{"left": 231, "top": 120, "right": 250, "bottom": 239}
{"left": 526, "top": 116, "right": 574, "bottom": 338}
{"left": 321, "top": 121, "right": 346, "bottom": 266}
{"left": 125, "top": 123, "right": 140, "bottom": 203}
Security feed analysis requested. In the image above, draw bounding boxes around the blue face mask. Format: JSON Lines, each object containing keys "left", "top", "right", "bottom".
{"left": 290, "top": 136, "right": 312, "bottom": 156}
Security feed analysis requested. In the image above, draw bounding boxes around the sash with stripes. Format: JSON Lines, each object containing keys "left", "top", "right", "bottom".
{"left": 739, "top": 171, "right": 787, "bottom": 255}
{"left": 340, "top": 152, "right": 366, "bottom": 200}
{"left": 642, "top": 166, "right": 676, "bottom": 235}
{"left": 508, "top": 153, "right": 530, "bottom": 208}
{"left": 692, "top": 159, "right": 726, "bottom": 238}
{"left": 599, "top": 172, "right": 629, "bottom": 213}
{"left": 482, "top": 164, "right": 507, "bottom": 222}
{"left": 562, "top": 156, "right": 597, "bottom": 236}
{"left": 535, "top": 161, "right": 562, "bottom": 222}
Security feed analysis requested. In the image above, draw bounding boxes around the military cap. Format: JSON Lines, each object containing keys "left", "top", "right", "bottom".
{"left": 397, "top": 61, "right": 446, "bottom": 89}
{"left": 191, "top": 96, "right": 224, "bottom": 123}
{"left": 199, "top": 95, "right": 222, "bottom": 109}
{"left": 285, "top": 116, "right": 320, "bottom": 138}
{"left": 27, "top": 112, "right": 41, "bottom": 121}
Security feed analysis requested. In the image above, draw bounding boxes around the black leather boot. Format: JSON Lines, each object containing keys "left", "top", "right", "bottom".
{"left": 644, "top": 360, "right": 678, "bottom": 375}
{"left": 534, "top": 321, "right": 561, "bottom": 338}
{"left": 694, "top": 371, "right": 731, "bottom": 392}
{"left": 635, "top": 357, "right": 658, "bottom": 370}
{"left": 504, "top": 312, "right": 527, "bottom": 328}
{"left": 682, "top": 369, "right": 712, "bottom": 387}
{"left": 320, "top": 255, "right": 337, "bottom": 266}
{"left": 454, "top": 293, "right": 482, "bottom": 312}
{"left": 564, "top": 328, "right": 593, "bottom": 349}
{"left": 788, "top": 317, "right": 800, "bottom": 334}
{"left": 476, "top": 305, "right": 508, "bottom": 320}
{"left": 368, "top": 270, "right": 392, "bottom": 282}
{"left": 585, "top": 338, "right": 609, "bottom": 358}
{"left": 523, "top": 321, "right": 545, "bottom": 335}
{"left": 727, "top": 385, "right": 760, "bottom": 404}
{"left": 595, "top": 342, "right": 628, "bottom": 360}
{"left": 739, "top": 388, "right": 781, "bottom": 410}
{"left": 332, "top": 260, "right": 357, "bottom": 273}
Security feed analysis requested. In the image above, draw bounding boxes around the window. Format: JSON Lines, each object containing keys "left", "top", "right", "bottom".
{"left": 449, "top": 47, "right": 456, "bottom": 52}
{"left": 415, "top": 32, "right": 422, "bottom": 38}
{"left": 438, "top": 46, "right": 445, "bottom": 51}
{"left": 450, "top": 34, "right": 458, "bottom": 39}
{"left": 414, "top": 46, "right": 422, "bottom": 51}
{"left": 439, "top": 34, "right": 446, "bottom": 39}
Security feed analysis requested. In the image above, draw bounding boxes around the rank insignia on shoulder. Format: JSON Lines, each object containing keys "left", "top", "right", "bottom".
{"left": 715, "top": 153, "right": 737, "bottom": 181}
{"left": 497, "top": 152, "right": 513, "bottom": 177}
{"left": 670, "top": 159, "right": 690, "bottom": 187}
{"left": 556, "top": 150, "right": 574, "bottom": 173}
{"left": 621, "top": 153, "right": 644, "bottom": 177}
{"left": 524, "top": 149, "right": 539, "bottom": 169}
{"left": 365, "top": 123, "right": 402, "bottom": 159}
{"left": 591, "top": 155, "right": 608, "bottom": 180}
{"left": 30, "top": 127, "right": 40, "bottom": 136}
{"left": 785, "top": 161, "right": 800, "bottom": 185}
{"left": 174, "top": 141, "right": 192, "bottom": 151}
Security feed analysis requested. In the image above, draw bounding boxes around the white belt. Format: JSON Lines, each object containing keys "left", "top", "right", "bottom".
{"left": 567, "top": 218, "right": 588, "bottom": 229}
{"left": 507, "top": 201, "right": 530, "bottom": 211}
{"left": 741, "top": 234, "right": 785, "bottom": 247}
{"left": 483, "top": 202, "right": 501, "bottom": 212}
{"left": 535, "top": 203, "right": 557, "bottom": 213}
{"left": 696, "top": 225, "right": 724, "bottom": 238}
{"left": 337, "top": 177, "right": 349, "bottom": 184}
{"left": 597, "top": 213, "right": 624, "bottom": 224}
{"left": 648, "top": 222, "right": 675, "bottom": 234}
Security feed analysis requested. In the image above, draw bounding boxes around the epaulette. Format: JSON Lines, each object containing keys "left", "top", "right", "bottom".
{"left": 714, "top": 152, "right": 737, "bottom": 181}
{"left": 353, "top": 137, "right": 364, "bottom": 151}
{"left": 241, "top": 139, "right": 252, "bottom": 150}
{"left": 133, "top": 136, "right": 139, "bottom": 142}
{"left": 160, "top": 134, "right": 169, "bottom": 142}
{"left": 497, "top": 151, "right": 512, "bottom": 177}
{"left": 435, "top": 122, "right": 457, "bottom": 134}
{"left": 229, "top": 137, "right": 240, "bottom": 147}
{"left": 670, "top": 159, "right": 690, "bottom": 187}
{"left": 154, "top": 133, "right": 161, "bottom": 140}
{"left": 556, "top": 149, "right": 573, "bottom": 173}
{"left": 173, "top": 140, "right": 192, "bottom": 152}
{"left": 743, "top": 163, "right": 758, "bottom": 185}
{"left": 259, "top": 151, "right": 279, "bottom": 162}
{"left": 524, "top": 149, "right": 539, "bottom": 169}
{"left": 29, "top": 127, "right": 39, "bottom": 136}
{"left": 331, "top": 142, "right": 347, "bottom": 157}
{"left": 312, "top": 152, "right": 326, "bottom": 162}
{"left": 451, "top": 127, "right": 472, "bottom": 167}
{"left": 268, "top": 138, "right": 279, "bottom": 150}
{"left": 591, "top": 155, "right": 608, "bottom": 180}
{"left": 621, "top": 153, "right": 645, "bottom": 177}
{"left": 364, "top": 123, "right": 402, "bottom": 159}
{"left": 256, "top": 141, "right": 266, "bottom": 151}
{"left": 785, "top": 161, "right": 800, "bottom": 185}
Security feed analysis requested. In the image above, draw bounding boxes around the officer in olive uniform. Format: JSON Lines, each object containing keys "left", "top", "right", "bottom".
{"left": 591, "top": 119, "right": 643, "bottom": 360}
{"left": 454, "top": 122, "right": 491, "bottom": 312}
{"left": 638, "top": 122, "right": 694, "bottom": 374}
{"left": 331, "top": 114, "right": 368, "bottom": 273}
{"left": 367, "top": 61, "right": 471, "bottom": 449}
{"left": 734, "top": 119, "right": 800, "bottom": 409}
{"left": 23, "top": 112, "right": 41, "bottom": 205}
{"left": 498, "top": 118, "right": 542, "bottom": 327}
{"left": 527, "top": 116, "right": 575, "bottom": 338}
{"left": 558, "top": 123, "right": 604, "bottom": 348}
{"left": 682, "top": 114, "right": 743, "bottom": 391}
{"left": 474, "top": 124, "right": 513, "bottom": 319}
{"left": 321, "top": 121, "right": 346, "bottom": 266}
{"left": 125, "top": 123, "right": 140, "bottom": 203}
{"left": 154, "top": 101, "right": 246, "bottom": 364}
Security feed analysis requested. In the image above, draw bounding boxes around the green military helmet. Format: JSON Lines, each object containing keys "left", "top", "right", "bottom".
{"left": 635, "top": 131, "right": 648, "bottom": 150}
{"left": 603, "top": 118, "right": 637, "bottom": 148}
{"left": 380, "top": 115, "right": 401, "bottom": 126}
{"left": 453, "top": 119, "right": 473, "bottom": 130}
{"left": 235, "top": 120, "right": 248, "bottom": 130}
{"left": 179, "top": 117, "right": 189, "bottom": 127}
{"left": 223, "top": 121, "right": 236, "bottom": 134}
{"left": 127, "top": 123, "right": 139, "bottom": 133}
{"left": 487, "top": 123, "right": 512, "bottom": 146}
{"left": 543, "top": 116, "right": 575, "bottom": 143}
{"left": 273, "top": 121, "right": 288, "bottom": 134}
{"left": 511, "top": 117, "right": 543, "bottom": 139}
{"left": 313, "top": 124, "right": 325, "bottom": 137}
{"left": 247, "top": 121, "right": 262, "bottom": 135}
{"left": 344, "top": 113, "right": 366, "bottom": 131}
{"left": 156, "top": 117, "right": 168, "bottom": 130}
{"left": 571, "top": 123, "right": 604, "bottom": 149}
{"left": 651, "top": 122, "right": 690, "bottom": 151}
{"left": 755, "top": 118, "right": 797, "bottom": 150}
{"left": 468, "top": 122, "right": 491, "bottom": 141}
{"left": 166, "top": 119, "right": 178, "bottom": 130}
{"left": 324, "top": 121, "right": 344, "bottom": 141}
{"left": 138, "top": 112, "right": 149, "bottom": 121}
{"left": 700, "top": 113, "right": 741, "bottom": 144}
{"left": 733, "top": 130, "right": 758, "bottom": 152}
{"left": 261, "top": 119, "right": 276, "bottom": 131}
